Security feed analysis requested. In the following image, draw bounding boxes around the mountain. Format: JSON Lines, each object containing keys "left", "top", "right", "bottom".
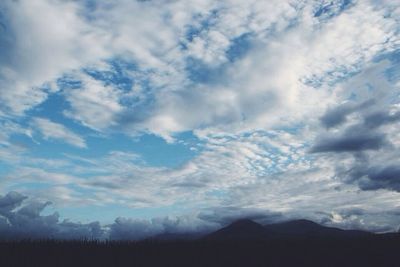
{"left": 204, "top": 219, "right": 268, "bottom": 240}
{"left": 264, "top": 219, "right": 371, "bottom": 238}
{"left": 204, "top": 219, "right": 371, "bottom": 241}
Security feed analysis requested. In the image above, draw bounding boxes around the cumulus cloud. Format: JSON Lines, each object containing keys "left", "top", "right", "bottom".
{"left": 0, "top": 191, "right": 218, "bottom": 240}
{"left": 2, "top": 0, "right": 398, "bottom": 137}
{"left": 111, "top": 0, "right": 398, "bottom": 140}
{"left": 0, "top": 191, "right": 27, "bottom": 214}
{"left": 0, "top": 191, "right": 104, "bottom": 240}
{"left": 0, "top": 0, "right": 108, "bottom": 115}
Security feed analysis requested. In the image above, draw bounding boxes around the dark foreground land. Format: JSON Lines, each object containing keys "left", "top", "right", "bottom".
{"left": 1, "top": 219, "right": 399, "bottom": 267}
{"left": 1, "top": 235, "right": 400, "bottom": 267}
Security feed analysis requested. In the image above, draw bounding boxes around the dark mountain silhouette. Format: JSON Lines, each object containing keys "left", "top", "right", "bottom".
{"left": 0, "top": 221, "right": 399, "bottom": 267}
{"left": 263, "top": 219, "right": 371, "bottom": 238}
{"left": 205, "top": 219, "right": 372, "bottom": 240}
{"left": 204, "top": 219, "right": 267, "bottom": 240}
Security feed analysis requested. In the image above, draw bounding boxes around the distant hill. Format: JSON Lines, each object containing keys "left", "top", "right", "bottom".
{"left": 205, "top": 219, "right": 371, "bottom": 240}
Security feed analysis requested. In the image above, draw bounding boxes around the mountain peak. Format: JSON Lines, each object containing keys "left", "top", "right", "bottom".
{"left": 228, "top": 219, "right": 263, "bottom": 228}
{"left": 204, "top": 219, "right": 266, "bottom": 240}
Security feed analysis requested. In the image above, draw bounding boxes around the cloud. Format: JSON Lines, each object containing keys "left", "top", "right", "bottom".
{"left": 0, "top": 191, "right": 27, "bottom": 214}
{"left": 326, "top": 205, "right": 400, "bottom": 233}
{"left": 363, "top": 165, "right": 400, "bottom": 192}
{"left": 0, "top": 191, "right": 104, "bottom": 240}
{"left": 0, "top": 0, "right": 108, "bottom": 115}
{"left": 32, "top": 118, "right": 87, "bottom": 148}
{"left": 107, "top": 0, "right": 399, "bottom": 140}
{"left": 363, "top": 110, "right": 400, "bottom": 129}
{"left": 310, "top": 131, "right": 387, "bottom": 153}
{"left": 310, "top": 60, "right": 400, "bottom": 192}
{"left": 105, "top": 214, "right": 220, "bottom": 240}
{"left": 340, "top": 163, "right": 400, "bottom": 192}
{"left": 63, "top": 74, "right": 124, "bottom": 131}
{"left": 1, "top": 0, "right": 397, "bottom": 135}
{"left": 320, "top": 100, "right": 375, "bottom": 128}
{"left": 108, "top": 217, "right": 165, "bottom": 240}
{"left": 0, "top": 191, "right": 214, "bottom": 240}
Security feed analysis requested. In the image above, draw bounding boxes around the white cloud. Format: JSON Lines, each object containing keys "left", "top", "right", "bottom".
{"left": 32, "top": 118, "right": 87, "bottom": 148}
{"left": 63, "top": 74, "right": 124, "bottom": 131}
{"left": 2, "top": 0, "right": 398, "bottom": 138}
{"left": 0, "top": 0, "right": 109, "bottom": 115}
{"left": 99, "top": 0, "right": 400, "bottom": 139}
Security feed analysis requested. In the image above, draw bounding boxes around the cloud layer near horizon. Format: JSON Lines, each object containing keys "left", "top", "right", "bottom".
{"left": 1, "top": 191, "right": 399, "bottom": 240}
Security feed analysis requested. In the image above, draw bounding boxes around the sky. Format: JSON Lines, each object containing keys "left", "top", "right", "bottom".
{"left": 0, "top": 0, "right": 400, "bottom": 239}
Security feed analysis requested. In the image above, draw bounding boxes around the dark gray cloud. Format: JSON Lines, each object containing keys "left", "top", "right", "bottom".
{"left": 0, "top": 191, "right": 27, "bottom": 214}
{"left": 312, "top": 100, "right": 394, "bottom": 154}
{"left": 363, "top": 110, "right": 400, "bottom": 129}
{"left": 0, "top": 192, "right": 105, "bottom": 240}
{"left": 313, "top": 97, "right": 400, "bottom": 192}
{"left": 310, "top": 132, "right": 387, "bottom": 153}
{"left": 342, "top": 164, "right": 400, "bottom": 192}
{"left": 320, "top": 100, "right": 374, "bottom": 128}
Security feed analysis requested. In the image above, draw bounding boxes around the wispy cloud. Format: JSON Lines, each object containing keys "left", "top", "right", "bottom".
{"left": 32, "top": 118, "right": 87, "bottom": 148}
